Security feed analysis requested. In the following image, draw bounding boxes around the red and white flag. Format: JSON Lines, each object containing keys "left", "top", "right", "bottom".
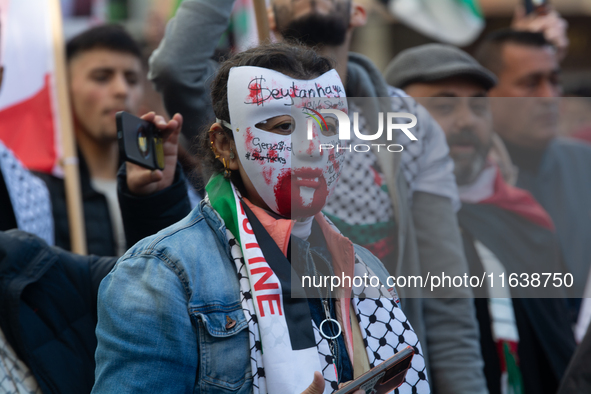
{"left": 0, "top": 0, "right": 63, "bottom": 174}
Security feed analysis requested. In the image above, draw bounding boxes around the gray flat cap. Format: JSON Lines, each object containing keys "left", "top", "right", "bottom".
{"left": 384, "top": 43, "right": 497, "bottom": 90}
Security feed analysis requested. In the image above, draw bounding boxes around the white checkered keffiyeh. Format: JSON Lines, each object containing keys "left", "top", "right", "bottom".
{"left": 0, "top": 328, "right": 41, "bottom": 394}
{"left": 325, "top": 88, "right": 458, "bottom": 230}
{"left": 221, "top": 187, "right": 429, "bottom": 393}
{"left": 0, "top": 141, "right": 53, "bottom": 245}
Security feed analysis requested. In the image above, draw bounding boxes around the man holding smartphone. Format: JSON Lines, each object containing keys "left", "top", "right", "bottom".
{"left": 36, "top": 25, "right": 144, "bottom": 257}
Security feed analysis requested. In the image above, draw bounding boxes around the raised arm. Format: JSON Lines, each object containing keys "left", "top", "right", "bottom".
{"left": 149, "top": 0, "right": 237, "bottom": 141}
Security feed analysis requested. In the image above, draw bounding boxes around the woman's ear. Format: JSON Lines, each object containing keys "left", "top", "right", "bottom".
{"left": 228, "top": 140, "right": 239, "bottom": 170}
{"left": 209, "top": 123, "right": 239, "bottom": 170}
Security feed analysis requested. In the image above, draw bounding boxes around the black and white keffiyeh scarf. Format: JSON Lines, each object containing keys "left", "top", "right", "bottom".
{"left": 0, "top": 141, "right": 53, "bottom": 244}
{"left": 206, "top": 174, "right": 429, "bottom": 394}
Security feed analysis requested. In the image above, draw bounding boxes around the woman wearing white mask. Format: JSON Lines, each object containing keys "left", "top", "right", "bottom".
{"left": 92, "top": 42, "right": 429, "bottom": 394}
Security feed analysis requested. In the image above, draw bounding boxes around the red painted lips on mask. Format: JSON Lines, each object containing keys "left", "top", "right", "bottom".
{"left": 273, "top": 167, "right": 329, "bottom": 218}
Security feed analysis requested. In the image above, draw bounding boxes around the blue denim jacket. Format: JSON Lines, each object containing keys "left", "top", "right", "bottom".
{"left": 92, "top": 201, "right": 394, "bottom": 394}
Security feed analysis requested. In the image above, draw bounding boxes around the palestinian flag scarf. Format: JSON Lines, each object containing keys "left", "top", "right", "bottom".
{"left": 206, "top": 174, "right": 430, "bottom": 394}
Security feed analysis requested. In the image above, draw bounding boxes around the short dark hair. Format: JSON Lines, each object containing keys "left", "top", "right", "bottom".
{"left": 199, "top": 41, "right": 334, "bottom": 181}
{"left": 66, "top": 24, "right": 142, "bottom": 62}
{"left": 474, "top": 29, "right": 553, "bottom": 74}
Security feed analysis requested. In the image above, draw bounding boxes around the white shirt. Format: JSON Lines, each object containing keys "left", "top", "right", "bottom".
{"left": 90, "top": 178, "right": 126, "bottom": 256}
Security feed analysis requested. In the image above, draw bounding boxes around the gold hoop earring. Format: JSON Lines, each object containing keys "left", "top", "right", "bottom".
{"left": 210, "top": 140, "right": 220, "bottom": 159}
{"left": 222, "top": 157, "right": 231, "bottom": 178}
{"left": 209, "top": 128, "right": 222, "bottom": 159}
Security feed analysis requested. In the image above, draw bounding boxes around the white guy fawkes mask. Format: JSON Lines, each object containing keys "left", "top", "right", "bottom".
{"left": 225, "top": 66, "right": 348, "bottom": 218}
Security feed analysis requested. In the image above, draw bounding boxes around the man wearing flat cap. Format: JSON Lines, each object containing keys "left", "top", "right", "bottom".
{"left": 384, "top": 44, "right": 576, "bottom": 394}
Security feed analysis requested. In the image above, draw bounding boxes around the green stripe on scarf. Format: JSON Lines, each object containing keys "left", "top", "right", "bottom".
{"left": 206, "top": 174, "right": 241, "bottom": 245}
{"left": 171, "top": 0, "right": 184, "bottom": 17}
{"left": 323, "top": 212, "right": 395, "bottom": 245}
{"left": 503, "top": 341, "right": 524, "bottom": 394}
{"left": 457, "top": 0, "right": 483, "bottom": 18}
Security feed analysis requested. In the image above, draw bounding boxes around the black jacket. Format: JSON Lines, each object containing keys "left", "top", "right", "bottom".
{"left": 35, "top": 151, "right": 118, "bottom": 256}
{"left": 0, "top": 230, "right": 116, "bottom": 394}
{"left": 117, "top": 162, "right": 191, "bottom": 246}
{"left": 459, "top": 203, "right": 576, "bottom": 394}
{"left": 35, "top": 155, "right": 193, "bottom": 256}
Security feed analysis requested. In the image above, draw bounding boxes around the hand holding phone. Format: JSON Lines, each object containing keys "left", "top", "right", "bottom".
{"left": 117, "top": 111, "right": 167, "bottom": 171}
{"left": 333, "top": 346, "right": 414, "bottom": 394}
{"left": 512, "top": 0, "right": 569, "bottom": 60}
{"left": 117, "top": 111, "right": 183, "bottom": 196}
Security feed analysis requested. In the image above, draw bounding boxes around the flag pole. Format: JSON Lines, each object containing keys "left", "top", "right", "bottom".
{"left": 253, "top": 0, "right": 270, "bottom": 43}
{"left": 48, "top": 0, "right": 87, "bottom": 255}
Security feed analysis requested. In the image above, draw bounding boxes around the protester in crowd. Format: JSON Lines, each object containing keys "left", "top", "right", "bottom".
{"left": 0, "top": 111, "right": 180, "bottom": 393}
{"left": 385, "top": 43, "right": 576, "bottom": 394}
{"left": 475, "top": 29, "right": 591, "bottom": 301}
{"left": 148, "top": 1, "right": 486, "bottom": 392}
{"left": 36, "top": 25, "right": 144, "bottom": 256}
{"left": 0, "top": 230, "right": 115, "bottom": 394}
{"left": 1, "top": 28, "right": 80, "bottom": 394}
{"left": 2, "top": 9, "right": 103, "bottom": 394}
{"left": 0, "top": 23, "right": 184, "bottom": 390}
{"left": 0, "top": 23, "right": 53, "bottom": 246}
{"left": 93, "top": 42, "right": 428, "bottom": 394}
{"left": 0, "top": 24, "right": 184, "bottom": 390}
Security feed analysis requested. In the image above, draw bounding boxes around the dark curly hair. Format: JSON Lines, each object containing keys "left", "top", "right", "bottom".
{"left": 199, "top": 41, "right": 335, "bottom": 182}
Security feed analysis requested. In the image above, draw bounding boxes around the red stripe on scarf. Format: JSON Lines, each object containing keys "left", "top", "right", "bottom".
{"left": 480, "top": 169, "right": 555, "bottom": 231}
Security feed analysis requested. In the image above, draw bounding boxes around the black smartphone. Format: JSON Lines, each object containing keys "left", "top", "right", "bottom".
{"left": 524, "top": 0, "right": 549, "bottom": 14}
{"left": 333, "top": 346, "right": 415, "bottom": 394}
{"left": 116, "top": 111, "right": 164, "bottom": 171}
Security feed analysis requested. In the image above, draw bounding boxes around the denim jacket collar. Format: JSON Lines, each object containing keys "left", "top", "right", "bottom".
{"left": 199, "top": 199, "right": 233, "bottom": 259}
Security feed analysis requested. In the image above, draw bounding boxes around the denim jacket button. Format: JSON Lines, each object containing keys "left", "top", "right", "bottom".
{"left": 225, "top": 315, "right": 236, "bottom": 330}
